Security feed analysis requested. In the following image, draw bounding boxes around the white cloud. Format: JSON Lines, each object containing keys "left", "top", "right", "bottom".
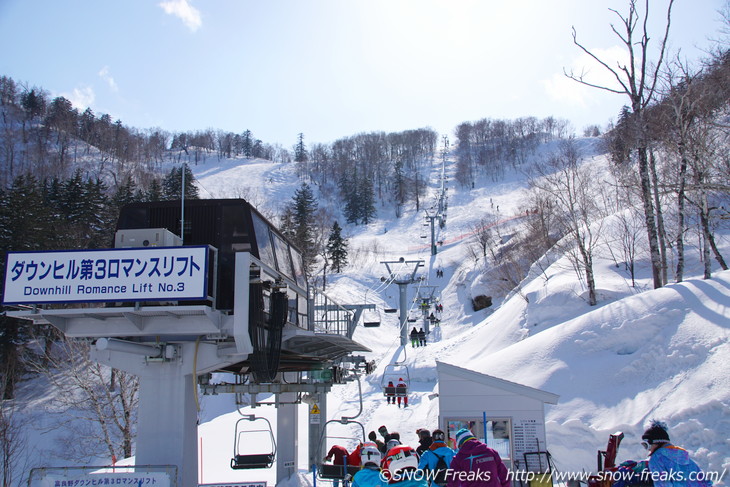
{"left": 98, "top": 66, "right": 119, "bottom": 92}
{"left": 543, "top": 46, "right": 628, "bottom": 107}
{"left": 64, "top": 85, "right": 95, "bottom": 110}
{"left": 159, "top": 0, "right": 202, "bottom": 32}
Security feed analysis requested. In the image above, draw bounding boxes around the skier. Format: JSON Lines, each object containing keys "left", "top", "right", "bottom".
{"left": 641, "top": 420, "right": 713, "bottom": 487}
{"left": 418, "top": 429, "right": 455, "bottom": 486}
{"left": 386, "top": 381, "right": 396, "bottom": 405}
{"left": 352, "top": 442, "right": 385, "bottom": 487}
{"left": 410, "top": 327, "right": 420, "bottom": 347}
{"left": 396, "top": 378, "right": 408, "bottom": 408}
{"left": 447, "top": 428, "right": 509, "bottom": 487}
{"left": 418, "top": 328, "right": 426, "bottom": 346}
{"left": 324, "top": 444, "right": 351, "bottom": 487}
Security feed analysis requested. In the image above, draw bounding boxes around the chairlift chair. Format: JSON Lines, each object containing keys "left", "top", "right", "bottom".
{"left": 230, "top": 415, "right": 276, "bottom": 470}
{"left": 381, "top": 363, "right": 410, "bottom": 398}
{"left": 362, "top": 308, "right": 381, "bottom": 328}
{"left": 317, "top": 419, "right": 366, "bottom": 483}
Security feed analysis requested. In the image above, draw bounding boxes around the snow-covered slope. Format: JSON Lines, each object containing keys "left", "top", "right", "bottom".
{"left": 188, "top": 143, "right": 729, "bottom": 485}
{"left": 10, "top": 139, "right": 729, "bottom": 486}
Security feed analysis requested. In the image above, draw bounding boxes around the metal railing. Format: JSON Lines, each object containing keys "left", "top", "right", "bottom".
{"left": 309, "top": 286, "right": 355, "bottom": 338}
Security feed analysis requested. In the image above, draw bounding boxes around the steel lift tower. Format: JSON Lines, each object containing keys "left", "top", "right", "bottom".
{"left": 380, "top": 258, "right": 424, "bottom": 346}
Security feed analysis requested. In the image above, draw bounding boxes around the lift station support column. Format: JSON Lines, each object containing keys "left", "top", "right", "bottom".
{"left": 91, "top": 340, "right": 234, "bottom": 486}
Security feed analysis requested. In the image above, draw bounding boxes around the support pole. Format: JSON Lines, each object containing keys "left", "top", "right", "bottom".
{"left": 398, "top": 282, "right": 409, "bottom": 346}
{"left": 308, "top": 392, "right": 328, "bottom": 474}
{"left": 277, "top": 392, "right": 299, "bottom": 483}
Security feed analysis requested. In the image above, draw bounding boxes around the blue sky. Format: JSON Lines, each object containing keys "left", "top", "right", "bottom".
{"left": 0, "top": 0, "right": 725, "bottom": 147}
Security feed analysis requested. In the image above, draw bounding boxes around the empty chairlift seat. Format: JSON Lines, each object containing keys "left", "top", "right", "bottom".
{"left": 230, "top": 415, "right": 276, "bottom": 470}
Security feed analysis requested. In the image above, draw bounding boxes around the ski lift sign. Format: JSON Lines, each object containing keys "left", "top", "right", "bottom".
{"left": 29, "top": 470, "right": 171, "bottom": 486}
{"left": 3, "top": 246, "right": 209, "bottom": 305}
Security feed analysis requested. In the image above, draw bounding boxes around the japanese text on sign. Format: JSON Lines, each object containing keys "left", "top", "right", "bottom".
{"left": 33, "top": 470, "right": 170, "bottom": 486}
{"left": 3, "top": 247, "right": 209, "bottom": 305}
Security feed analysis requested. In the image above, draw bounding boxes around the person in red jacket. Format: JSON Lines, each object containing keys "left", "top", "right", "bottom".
{"left": 447, "top": 428, "right": 509, "bottom": 487}
{"left": 325, "top": 444, "right": 350, "bottom": 487}
{"left": 348, "top": 442, "right": 363, "bottom": 467}
{"left": 396, "top": 378, "right": 408, "bottom": 408}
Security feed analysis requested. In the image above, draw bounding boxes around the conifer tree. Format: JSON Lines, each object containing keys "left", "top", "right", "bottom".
{"left": 357, "top": 175, "right": 377, "bottom": 224}
{"left": 290, "top": 183, "right": 318, "bottom": 270}
{"left": 339, "top": 173, "right": 359, "bottom": 225}
{"left": 60, "top": 169, "right": 86, "bottom": 223}
{"left": 162, "top": 165, "right": 199, "bottom": 200}
{"left": 0, "top": 175, "right": 56, "bottom": 399}
{"left": 83, "top": 178, "right": 113, "bottom": 248}
{"left": 393, "top": 159, "right": 407, "bottom": 218}
{"left": 294, "top": 133, "right": 308, "bottom": 163}
{"left": 145, "top": 179, "right": 163, "bottom": 202}
{"left": 326, "top": 221, "right": 348, "bottom": 273}
{"left": 279, "top": 205, "right": 296, "bottom": 243}
{"left": 112, "top": 175, "right": 138, "bottom": 210}
{"left": 242, "top": 130, "right": 253, "bottom": 158}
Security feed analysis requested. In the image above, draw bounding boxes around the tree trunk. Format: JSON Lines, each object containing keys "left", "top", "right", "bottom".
{"left": 699, "top": 191, "right": 712, "bottom": 279}
{"left": 675, "top": 142, "right": 688, "bottom": 282}
{"left": 584, "top": 251, "right": 597, "bottom": 306}
{"left": 650, "top": 150, "right": 668, "bottom": 285}
{"left": 637, "top": 146, "right": 663, "bottom": 288}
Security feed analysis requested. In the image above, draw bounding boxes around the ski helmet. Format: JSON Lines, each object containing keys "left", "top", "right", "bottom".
{"left": 381, "top": 445, "right": 419, "bottom": 483}
{"left": 360, "top": 442, "right": 382, "bottom": 467}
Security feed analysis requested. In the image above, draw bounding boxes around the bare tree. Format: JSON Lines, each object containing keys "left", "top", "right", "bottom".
{"left": 567, "top": 0, "right": 675, "bottom": 289}
{"left": 521, "top": 192, "right": 562, "bottom": 282}
{"left": 615, "top": 208, "right": 644, "bottom": 287}
{"left": 529, "top": 139, "right": 604, "bottom": 305}
{"left": 657, "top": 57, "right": 704, "bottom": 282}
{"left": 0, "top": 398, "right": 30, "bottom": 487}
{"left": 29, "top": 337, "right": 138, "bottom": 462}
{"left": 469, "top": 214, "right": 500, "bottom": 263}
{"left": 683, "top": 118, "right": 729, "bottom": 278}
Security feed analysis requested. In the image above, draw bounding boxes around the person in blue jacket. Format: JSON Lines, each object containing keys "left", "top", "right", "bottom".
{"left": 381, "top": 445, "right": 428, "bottom": 487}
{"left": 417, "top": 429, "right": 455, "bottom": 486}
{"left": 352, "top": 442, "right": 385, "bottom": 487}
{"left": 642, "top": 420, "right": 713, "bottom": 487}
